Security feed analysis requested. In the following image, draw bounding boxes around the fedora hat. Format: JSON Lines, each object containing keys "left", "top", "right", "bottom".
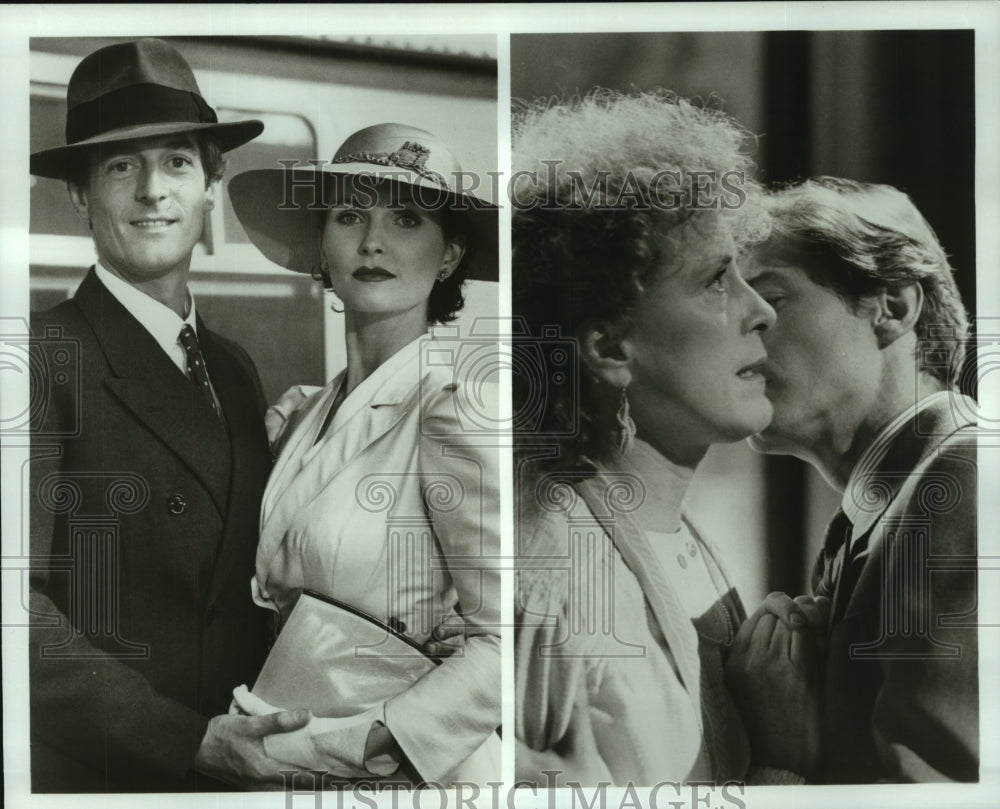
{"left": 228, "top": 123, "right": 498, "bottom": 282}
{"left": 30, "top": 38, "right": 263, "bottom": 180}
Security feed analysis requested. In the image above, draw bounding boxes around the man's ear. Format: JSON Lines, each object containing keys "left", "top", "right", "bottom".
{"left": 872, "top": 282, "right": 923, "bottom": 348}
{"left": 204, "top": 179, "right": 218, "bottom": 212}
{"left": 67, "top": 182, "right": 89, "bottom": 221}
{"left": 579, "top": 322, "right": 632, "bottom": 390}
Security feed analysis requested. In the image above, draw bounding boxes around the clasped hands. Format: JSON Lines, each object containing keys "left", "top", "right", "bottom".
{"left": 194, "top": 616, "right": 464, "bottom": 787}
{"left": 193, "top": 703, "right": 310, "bottom": 789}
{"left": 724, "top": 592, "right": 830, "bottom": 780}
{"left": 194, "top": 688, "right": 397, "bottom": 788}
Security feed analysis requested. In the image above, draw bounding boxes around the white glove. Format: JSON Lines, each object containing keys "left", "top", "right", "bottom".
{"left": 232, "top": 685, "right": 400, "bottom": 778}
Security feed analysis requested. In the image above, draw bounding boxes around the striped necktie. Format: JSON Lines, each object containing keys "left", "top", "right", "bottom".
{"left": 178, "top": 324, "right": 220, "bottom": 418}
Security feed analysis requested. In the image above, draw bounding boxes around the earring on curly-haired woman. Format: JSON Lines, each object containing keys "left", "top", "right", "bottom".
{"left": 617, "top": 387, "right": 636, "bottom": 455}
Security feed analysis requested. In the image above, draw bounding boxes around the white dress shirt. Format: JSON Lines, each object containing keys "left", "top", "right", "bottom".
{"left": 93, "top": 262, "right": 199, "bottom": 380}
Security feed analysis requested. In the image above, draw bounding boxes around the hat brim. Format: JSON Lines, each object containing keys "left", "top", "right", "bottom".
{"left": 30, "top": 119, "right": 264, "bottom": 181}
{"left": 227, "top": 167, "right": 498, "bottom": 283}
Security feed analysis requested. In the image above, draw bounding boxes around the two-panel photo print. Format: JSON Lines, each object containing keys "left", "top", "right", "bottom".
{"left": 1, "top": 5, "right": 998, "bottom": 809}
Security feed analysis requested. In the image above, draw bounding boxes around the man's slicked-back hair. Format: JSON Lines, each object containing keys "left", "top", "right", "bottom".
{"left": 761, "top": 177, "right": 969, "bottom": 386}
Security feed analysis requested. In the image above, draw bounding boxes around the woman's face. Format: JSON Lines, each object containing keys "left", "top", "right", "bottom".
{"left": 321, "top": 181, "right": 463, "bottom": 319}
{"left": 623, "top": 215, "right": 776, "bottom": 459}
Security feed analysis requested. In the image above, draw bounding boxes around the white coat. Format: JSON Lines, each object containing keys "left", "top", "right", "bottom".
{"left": 253, "top": 335, "right": 501, "bottom": 784}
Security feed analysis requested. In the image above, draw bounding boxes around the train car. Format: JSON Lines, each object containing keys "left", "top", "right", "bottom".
{"left": 28, "top": 35, "right": 499, "bottom": 403}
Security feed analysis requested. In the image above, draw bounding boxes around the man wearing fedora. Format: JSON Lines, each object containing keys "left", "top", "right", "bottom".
{"left": 28, "top": 38, "right": 307, "bottom": 792}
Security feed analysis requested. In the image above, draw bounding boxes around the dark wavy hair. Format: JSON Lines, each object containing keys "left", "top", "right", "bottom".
{"left": 759, "top": 177, "right": 968, "bottom": 386}
{"left": 512, "top": 89, "right": 769, "bottom": 465}
{"left": 427, "top": 208, "right": 471, "bottom": 324}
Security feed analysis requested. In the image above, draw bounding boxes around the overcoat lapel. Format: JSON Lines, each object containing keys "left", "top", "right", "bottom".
{"left": 199, "top": 321, "right": 267, "bottom": 609}
{"left": 575, "top": 471, "right": 705, "bottom": 730}
{"left": 256, "top": 337, "right": 426, "bottom": 581}
{"left": 833, "top": 395, "right": 977, "bottom": 623}
{"left": 74, "top": 269, "right": 231, "bottom": 516}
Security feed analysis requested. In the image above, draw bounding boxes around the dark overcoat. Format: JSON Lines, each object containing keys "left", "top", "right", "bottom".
{"left": 29, "top": 269, "right": 272, "bottom": 792}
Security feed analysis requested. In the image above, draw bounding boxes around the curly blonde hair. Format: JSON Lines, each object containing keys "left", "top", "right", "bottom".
{"left": 511, "top": 89, "right": 768, "bottom": 460}
{"left": 512, "top": 89, "right": 765, "bottom": 222}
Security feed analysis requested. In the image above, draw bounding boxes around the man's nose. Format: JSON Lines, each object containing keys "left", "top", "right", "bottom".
{"left": 749, "top": 293, "right": 777, "bottom": 334}
{"left": 135, "top": 164, "right": 168, "bottom": 202}
{"left": 741, "top": 278, "right": 776, "bottom": 334}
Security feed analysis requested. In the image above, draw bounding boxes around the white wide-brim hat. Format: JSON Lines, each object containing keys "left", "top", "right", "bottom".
{"left": 228, "top": 123, "right": 498, "bottom": 282}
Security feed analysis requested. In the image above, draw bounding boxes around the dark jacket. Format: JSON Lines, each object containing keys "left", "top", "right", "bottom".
{"left": 29, "top": 269, "right": 272, "bottom": 792}
{"left": 816, "top": 395, "right": 979, "bottom": 782}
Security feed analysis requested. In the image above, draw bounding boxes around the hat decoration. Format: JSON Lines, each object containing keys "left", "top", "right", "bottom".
{"left": 228, "top": 123, "right": 498, "bottom": 282}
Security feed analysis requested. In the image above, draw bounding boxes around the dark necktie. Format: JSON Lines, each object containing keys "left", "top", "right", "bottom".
{"left": 812, "top": 508, "right": 853, "bottom": 599}
{"left": 178, "top": 324, "right": 220, "bottom": 418}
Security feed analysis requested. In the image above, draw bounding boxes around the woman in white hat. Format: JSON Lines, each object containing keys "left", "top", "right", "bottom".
{"left": 227, "top": 124, "right": 500, "bottom": 786}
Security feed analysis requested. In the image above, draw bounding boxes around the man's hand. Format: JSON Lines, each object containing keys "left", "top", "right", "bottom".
{"left": 194, "top": 709, "right": 311, "bottom": 788}
{"left": 725, "top": 592, "right": 830, "bottom": 780}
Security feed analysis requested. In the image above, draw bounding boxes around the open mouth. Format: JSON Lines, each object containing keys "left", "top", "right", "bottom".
{"left": 353, "top": 267, "right": 396, "bottom": 281}
{"left": 131, "top": 218, "right": 178, "bottom": 229}
{"left": 737, "top": 359, "right": 767, "bottom": 381}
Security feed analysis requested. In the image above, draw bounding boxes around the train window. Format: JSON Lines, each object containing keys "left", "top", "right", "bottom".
{"left": 217, "top": 109, "right": 317, "bottom": 245}
{"left": 29, "top": 92, "right": 90, "bottom": 238}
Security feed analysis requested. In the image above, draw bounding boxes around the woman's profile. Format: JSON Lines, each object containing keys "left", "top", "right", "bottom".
{"left": 511, "top": 90, "right": 802, "bottom": 785}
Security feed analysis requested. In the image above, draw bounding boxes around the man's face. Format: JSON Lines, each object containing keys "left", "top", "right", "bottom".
{"left": 69, "top": 134, "right": 215, "bottom": 285}
{"left": 746, "top": 261, "right": 884, "bottom": 458}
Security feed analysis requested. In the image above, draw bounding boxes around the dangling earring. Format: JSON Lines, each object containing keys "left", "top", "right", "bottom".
{"left": 314, "top": 258, "right": 344, "bottom": 313}
{"left": 617, "top": 387, "right": 637, "bottom": 455}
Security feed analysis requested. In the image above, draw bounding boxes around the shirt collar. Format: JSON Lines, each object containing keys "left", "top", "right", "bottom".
{"left": 94, "top": 261, "right": 197, "bottom": 340}
{"left": 841, "top": 390, "right": 954, "bottom": 545}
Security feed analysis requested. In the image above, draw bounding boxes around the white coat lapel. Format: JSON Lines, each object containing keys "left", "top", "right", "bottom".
{"left": 260, "top": 372, "right": 345, "bottom": 529}
{"left": 256, "top": 337, "right": 428, "bottom": 581}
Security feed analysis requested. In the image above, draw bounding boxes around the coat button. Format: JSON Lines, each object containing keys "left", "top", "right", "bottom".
{"left": 167, "top": 494, "right": 187, "bottom": 515}
{"left": 387, "top": 616, "right": 407, "bottom": 635}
